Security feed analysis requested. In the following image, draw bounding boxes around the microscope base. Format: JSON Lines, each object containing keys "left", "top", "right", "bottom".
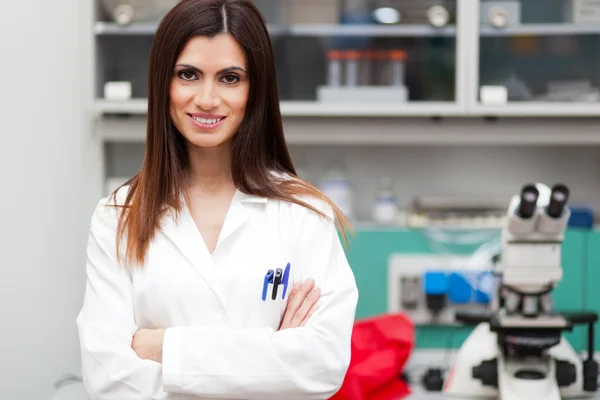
{"left": 497, "top": 352, "right": 560, "bottom": 400}
{"left": 443, "top": 322, "right": 595, "bottom": 399}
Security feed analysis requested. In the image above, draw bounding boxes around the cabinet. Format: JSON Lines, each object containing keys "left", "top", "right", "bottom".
{"left": 474, "top": 0, "right": 600, "bottom": 115}
{"left": 89, "top": 0, "right": 600, "bottom": 122}
{"left": 83, "top": 1, "right": 600, "bottom": 218}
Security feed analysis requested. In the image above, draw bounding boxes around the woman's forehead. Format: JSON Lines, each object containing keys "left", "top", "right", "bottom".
{"left": 176, "top": 34, "right": 247, "bottom": 70}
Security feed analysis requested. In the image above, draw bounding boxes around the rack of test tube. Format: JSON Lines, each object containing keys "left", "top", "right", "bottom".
{"left": 317, "top": 48, "right": 409, "bottom": 103}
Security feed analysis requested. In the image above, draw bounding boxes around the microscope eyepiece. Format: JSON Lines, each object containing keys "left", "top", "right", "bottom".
{"left": 546, "top": 184, "right": 569, "bottom": 218}
{"left": 517, "top": 184, "right": 539, "bottom": 219}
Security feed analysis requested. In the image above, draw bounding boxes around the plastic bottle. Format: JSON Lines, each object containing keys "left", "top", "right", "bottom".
{"left": 359, "top": 50, "right": 375, "bottom": 86}
{"left": 373, "top": 50, "right": 388, "bottom": 86}
{"left": 319, "top": 152, "right": 353, "bottom": 220}
{"left": 344, "top": 50, "right": 360, "bottom": 87}
{"left": 373, "top": 177, "right": 397, "bottom": 224}
{"left": 326, "top": 50, "right": 343, "bottom": 87}
{"left": 389, "top": 50, "right": 407, "bottom": 86}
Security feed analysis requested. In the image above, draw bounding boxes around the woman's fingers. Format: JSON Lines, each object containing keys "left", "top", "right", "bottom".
{"left": 299, "top": 302, "right": 319, "bottom": 327}
{"left": 279, "top": 279, "right": 315, "bottom": 330}
{"left": 290, "top": 287, "right": 321, "bottom": 328}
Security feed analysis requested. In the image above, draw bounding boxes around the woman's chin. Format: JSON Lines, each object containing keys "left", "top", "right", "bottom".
{"left": 185, "top": 133, "right": 234, "bottom": 149}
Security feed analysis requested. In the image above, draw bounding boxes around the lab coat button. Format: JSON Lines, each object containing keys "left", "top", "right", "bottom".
{"left": 213, "top": 301, "right": 225, "bottom": 314}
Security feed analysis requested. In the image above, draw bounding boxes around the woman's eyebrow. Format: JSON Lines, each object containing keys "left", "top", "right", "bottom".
{"left": 175, "top": 64, "right": 247, "bottom": 74}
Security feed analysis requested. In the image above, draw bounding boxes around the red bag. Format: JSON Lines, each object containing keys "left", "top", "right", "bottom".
{"left": 331, "top": 313, "right": 415, "bottom": 400}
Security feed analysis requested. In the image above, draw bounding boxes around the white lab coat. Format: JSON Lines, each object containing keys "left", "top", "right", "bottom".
{"left": 76, "top": 185, "right": 359, "bottom": 400}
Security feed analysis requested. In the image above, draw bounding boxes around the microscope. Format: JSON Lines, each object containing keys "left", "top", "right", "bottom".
{"left": 443, "top": 183, "right": 598, "bottom": 399}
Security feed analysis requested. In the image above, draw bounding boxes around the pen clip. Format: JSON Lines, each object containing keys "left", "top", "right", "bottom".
{"left": 272, "top": 268, "right": 283, "bottom": 300}
{"left": 281, "top": 263, "right": 291, "bottom": 299}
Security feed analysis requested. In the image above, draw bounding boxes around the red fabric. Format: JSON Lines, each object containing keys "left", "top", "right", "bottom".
{"left": 331, "top": 313, "right": 415, "bottom": 400}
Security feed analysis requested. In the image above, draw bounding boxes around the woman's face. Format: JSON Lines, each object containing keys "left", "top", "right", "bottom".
{"left": 170, "top": 34, "right": 249, "bottom": 150}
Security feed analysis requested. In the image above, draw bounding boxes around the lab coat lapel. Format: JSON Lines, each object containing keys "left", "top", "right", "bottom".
{"left": 159, "top": 201, "right": 226, "bottom": 304}
{"left": 215, "top": 189, "right": 267, "bottom": 249}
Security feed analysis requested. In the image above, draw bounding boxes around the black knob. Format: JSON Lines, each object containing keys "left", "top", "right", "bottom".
{"left": 422, "top": 368, "right": 444, "bottom": 391}
{"left": 472, "top": 359, "right": 498, "bottom": 388}
{"left": 555, "top": 359, "right": 576, "bottom": 387}
{"left": 583, "top": 359, "right": 599, "bottom": 392}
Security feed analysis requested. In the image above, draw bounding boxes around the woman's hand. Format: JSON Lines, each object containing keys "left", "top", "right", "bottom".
{"left": 279, "top": 279, "right": 321, "bottom": 330}
{"left": 131, "top": 328, "right": 165, "bottom": 363}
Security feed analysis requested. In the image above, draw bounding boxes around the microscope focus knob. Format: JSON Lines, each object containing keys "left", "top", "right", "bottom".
{"left": 555, "top": 359, "right": 576, "bottom": 387}
{"left": 472, "top": 359, "right": 498, "bottom": 388}
{"left": 583, "top": 358, "right": 599, "bottom": 392}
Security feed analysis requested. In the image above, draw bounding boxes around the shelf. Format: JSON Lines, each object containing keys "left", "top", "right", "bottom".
{"left": 480, "top": 23, "right": 600, "bottom": 37}
{"left": 94, "top": 99, "right": 600, "bottom": 118}
{"left": 287, "top": 24, "right": 456, "bottom": 37}
{"left": 95, "top": 115, "right": 600, "bottom": 146}
{"left": 95, "top": 99, "right": 148, "bottom": 114}
{"left": 94, "top": 21, "right": 455, "bottom": 37}
{"left": 94, "top": 21, "right": 600, "bottom": 38}
{"left": 94, "top": 99, "right": 462, "bottom": 117}
{"left": 280, "top": 101, "right": 461, "bottom": 117}
{"left": 94, "top": 21, "right": 159, "bottom": 35}
{"left": 94, "top": 21, "right": 288, "bottom": 36}
{"left": 471, "top": 102, "right": 600, "bottom": 117}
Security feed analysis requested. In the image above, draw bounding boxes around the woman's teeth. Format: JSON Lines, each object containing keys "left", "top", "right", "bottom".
{"left": 194, "top": 116, "right": 222, "bottom": 125}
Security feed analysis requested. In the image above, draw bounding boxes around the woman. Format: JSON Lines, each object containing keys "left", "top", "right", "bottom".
{"left": 76, "top": 0, "right": 358, "bottom": 398}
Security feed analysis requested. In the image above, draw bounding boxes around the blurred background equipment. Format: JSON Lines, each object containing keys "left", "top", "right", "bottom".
{"left": 99, "top": 0, "right": 179, "bottom": 25}
{"left": 445, "top": 183, "right": 598, "bottom": 399}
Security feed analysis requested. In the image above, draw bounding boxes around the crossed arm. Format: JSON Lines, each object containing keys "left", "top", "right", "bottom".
{"left": 130, "top": 278, "right": 322, "bottom": 363}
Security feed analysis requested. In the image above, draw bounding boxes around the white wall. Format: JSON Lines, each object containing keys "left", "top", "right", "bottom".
{"left": 0, "top": 0, "right": 89, "bottom": 398}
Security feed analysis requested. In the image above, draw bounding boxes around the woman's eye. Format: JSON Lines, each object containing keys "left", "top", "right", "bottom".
{"left": 221, "top": 74, "right": 240, "bottom": 84}
{"left": 179, "top": 70, "right": 196, "bottom": 81}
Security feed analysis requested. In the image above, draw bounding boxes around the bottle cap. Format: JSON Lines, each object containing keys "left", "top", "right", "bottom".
{"left": 389, "top": 50, "right": 407, "bottom": 60}
{"left": 360, "top": 50, "right": 376, "bottom": 60}
{"left": 374, "top": 50, "right": 388, "bottom": 60}
{"left": 344, "top": 50, "right": 361, "bottom": 60}
{"left": 327, "top": 50, "right": 343, "bottom": 60}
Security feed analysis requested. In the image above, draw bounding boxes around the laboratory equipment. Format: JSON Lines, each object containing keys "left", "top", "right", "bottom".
{"left": 326, "top": 50, "right": 343, "bottom": 87}
{"left": 373, "top": 177, "right": 397, "bottom": 224}
{"left": 345, "top": 51, "right": 360, "bottom": 87}
{"left": 428, "top": 5, "right": 451, "bottom": 27}
{"left": 444, "top": 183, "right": 599, "bottom": 400}
{"left": 389, "top": 50, "right": 407, "bottom": 87}
{"left": 564, "top": 0, "right": 600, "bottom": 23}
{"left": 318, "top": 152, "right": 353, "bottom": 220}
{"left": 480, "top": 1, "right": 522, "bottom": 28}
{"left": 100, "top": 0, "right": 179, "bottom": 25}
{"left": 370, "top": 0, "right": 456, "bottom": 25}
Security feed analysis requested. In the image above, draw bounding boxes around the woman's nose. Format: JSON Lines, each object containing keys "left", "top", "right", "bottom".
{"left": 194, "top": 82, "right": 221, "bottom": 109}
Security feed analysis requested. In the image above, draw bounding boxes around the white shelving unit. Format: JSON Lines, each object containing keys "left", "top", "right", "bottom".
{"left": 85, "top": 0, "right": 600, "bottom": 217}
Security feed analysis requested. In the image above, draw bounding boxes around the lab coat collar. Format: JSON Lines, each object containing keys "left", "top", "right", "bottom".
{"left": 236, "top": 190, "right": 268, "bottom": 204}
{"left": 159, "top": 188, "right": 267, "bottom": 311}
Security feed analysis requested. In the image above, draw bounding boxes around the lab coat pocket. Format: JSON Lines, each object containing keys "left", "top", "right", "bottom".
{"left": 238, "top": 251, "right": 293, "bottom": 330}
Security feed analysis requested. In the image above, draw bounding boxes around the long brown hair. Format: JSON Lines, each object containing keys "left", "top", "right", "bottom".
{"left": 113, "top": 0, "right": 351, "bottom": 266}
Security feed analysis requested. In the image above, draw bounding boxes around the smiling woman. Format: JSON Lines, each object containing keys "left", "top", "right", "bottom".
{"left": 76, "top": 1, "right": 358, "bottom": 399}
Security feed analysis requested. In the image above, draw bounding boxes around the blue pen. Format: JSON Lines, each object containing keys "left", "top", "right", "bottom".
{"left": 262, "top": 269, "right": 274, "bottom": 301}
{"left": 281, "top": 263, "right": 291, "bottom": 299}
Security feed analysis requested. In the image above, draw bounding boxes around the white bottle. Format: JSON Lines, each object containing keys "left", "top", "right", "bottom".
{"left": 373, "top": 177, "right": 396, "bottom": 224}
{"left": 319, "top": 154, "right": 353, "bottom": 220}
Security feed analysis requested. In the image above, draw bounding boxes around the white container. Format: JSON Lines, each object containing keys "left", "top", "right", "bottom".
{"left": 100, "top": 0, "right": 179, "bottom": 25}
{"left": 565, "top": 0, "right": 600, "bottom": 23}
{"left": 373, "top": 177, "right": 397, "bottom": 224}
